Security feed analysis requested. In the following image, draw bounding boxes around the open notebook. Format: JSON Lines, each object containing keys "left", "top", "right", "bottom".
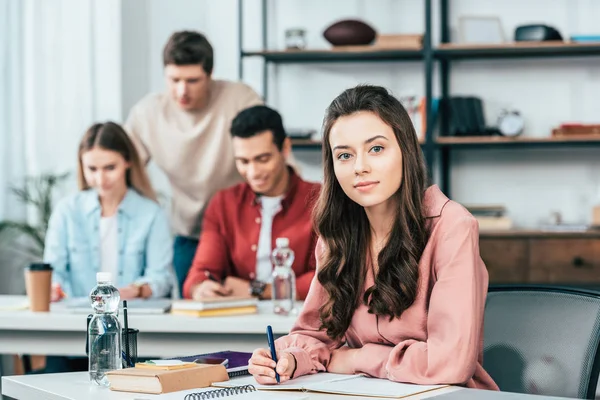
{"left": 130, "top": 384, "right": 308, "bottom": 400}
{"left": 213, "top": 373, "right": 448, "bottom": 399}
{"left": 57, "top": 297, "right": 171, "bottom": 314}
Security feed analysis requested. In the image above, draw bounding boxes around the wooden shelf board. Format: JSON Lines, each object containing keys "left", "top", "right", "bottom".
{"left": 436, "top": 135, "right": 600, "bottom": 146}
{"left": 291, "top": 138, "right": 426, "bottom": 148}
{"left": 437, "top": 41, "right": 600, "bottom": 50}
{"left": 243, "top": 42, "right": 600, "bottom": 63}
{"left": 290, "top": 139, "right": 322, "bottom": 147}
{"left": 435, "top": 41, "right": 600, "bottom": 59}
{"left": 480, "top": 229, "right": 600, "bottom": 238}
{"left": 242, "top": 48, "right": 424, "bottom": 62}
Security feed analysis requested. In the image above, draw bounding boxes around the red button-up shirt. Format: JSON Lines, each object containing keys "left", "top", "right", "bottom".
{"left": 183, "top": 170, "right": 320, "bottom": 300}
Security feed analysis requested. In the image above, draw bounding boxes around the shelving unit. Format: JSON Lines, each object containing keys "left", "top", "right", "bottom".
{"left": 238, "top": 0, "right": 438, "bottom": 174}
{"left": 238, "top": 0, "right": 600, "bottom": 197}
{"left": 435, "top": 0, "right": 600, "bottom": 196}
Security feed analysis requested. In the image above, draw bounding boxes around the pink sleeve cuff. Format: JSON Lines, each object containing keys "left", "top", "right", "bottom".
{"left": 282, "top": 347, "right": 318, "bottom": 378}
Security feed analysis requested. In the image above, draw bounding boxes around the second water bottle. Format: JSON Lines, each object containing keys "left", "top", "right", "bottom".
{"left": 271, "top": 237, "right": 296, "bottom": 315}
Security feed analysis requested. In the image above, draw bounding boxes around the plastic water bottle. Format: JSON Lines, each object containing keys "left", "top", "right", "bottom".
{"left": 271, "top": 237, "right": 296, "bottom": 315}
{"left": 88, "top": 272, "right": 122, "bottom": 386}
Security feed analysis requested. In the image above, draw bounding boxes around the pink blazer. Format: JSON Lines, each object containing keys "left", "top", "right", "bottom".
{"left": 275, "top": 185, "right": 499, "bottom": 390}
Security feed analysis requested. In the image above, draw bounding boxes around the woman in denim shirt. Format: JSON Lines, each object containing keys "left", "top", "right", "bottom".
{"left": 44, "top": 122, "right": 173, "bottom": 302}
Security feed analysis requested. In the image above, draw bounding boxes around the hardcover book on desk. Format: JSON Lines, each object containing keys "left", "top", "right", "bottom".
{"left": 171, "top": 296, "right": 258, "bottom": 317}
{"left": 105, "top": 364, "right": 229, "bottom": 394}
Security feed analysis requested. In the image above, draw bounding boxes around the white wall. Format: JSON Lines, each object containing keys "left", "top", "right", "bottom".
{"left": 121, "top": 0, "right": 600, "bottom": 228}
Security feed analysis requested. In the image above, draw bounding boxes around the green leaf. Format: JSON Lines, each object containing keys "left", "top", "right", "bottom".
{"left": 1, "top": 171, "right": 70, "bottom": 256}
{"left": 0, "top": 221, "right": 45, "bottom": 250}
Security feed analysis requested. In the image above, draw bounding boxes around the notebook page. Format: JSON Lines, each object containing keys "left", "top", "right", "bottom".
{"left": 212, "top": 372, "right": 359, "bottom": 390}
{"left": 131, "top": 386, "right": 309, "bottom": 400}
{"left": 306, "top": 376, "right": 448, "bottom": 398}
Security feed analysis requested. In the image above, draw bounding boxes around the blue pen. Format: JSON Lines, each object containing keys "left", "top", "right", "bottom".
{"left": 266, "top": 325, "right": 280, "bottom": 384}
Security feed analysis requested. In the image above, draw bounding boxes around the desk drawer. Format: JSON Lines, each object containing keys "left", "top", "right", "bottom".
{"left": 480, "top": 239, "right": 528, "bottom": 283}
{"left": 529, "top": 239, "right": 600, "bottom": 283}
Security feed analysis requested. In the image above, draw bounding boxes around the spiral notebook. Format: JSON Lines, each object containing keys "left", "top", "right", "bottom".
{"left": 132, "top": 384, "right": 309, "bottom": 400}
{"left": 213, "top": 373, "right": 448, "bottom": 398}
{"left": 164, "top": 351, "right": 252, "bottom": 378}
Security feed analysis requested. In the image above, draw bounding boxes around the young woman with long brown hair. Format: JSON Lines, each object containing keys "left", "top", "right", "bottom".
{"left": 44, "top": 122, "right": 173, "bottom": 302}
{"left": 248, "top": 85, "right": 498, "bottom": 390}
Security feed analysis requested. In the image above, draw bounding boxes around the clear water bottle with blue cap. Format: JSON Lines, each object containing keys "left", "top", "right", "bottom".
{"left": 88, "top": 272, "right": 122, "bottom": 386}
{"left": 271, "top": 237, "right": 296, "bottom": 315}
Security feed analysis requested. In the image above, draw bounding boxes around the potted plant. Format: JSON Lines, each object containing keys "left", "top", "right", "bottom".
{"left": 0, "top": 173, "right": 69, "bottom": 293}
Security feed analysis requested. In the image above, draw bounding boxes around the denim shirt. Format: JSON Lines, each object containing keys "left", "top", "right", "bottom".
{"left": 43, "top": 188, "right": 174, "bottom": 298}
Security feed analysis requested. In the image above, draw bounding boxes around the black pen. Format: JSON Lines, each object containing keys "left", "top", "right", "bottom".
{"left": 123, "top": 300, "right": 131, "bottom": 367}
{"left": 204, "top": 271, "right": 223, "bottom": 285}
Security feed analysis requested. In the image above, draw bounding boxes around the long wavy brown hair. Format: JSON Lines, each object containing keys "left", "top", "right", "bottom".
{"left": 314, "top": 85, "right": 429, "bottom": 340}
{"left": 77, "top": 122, "right": 157, "bottom": 202}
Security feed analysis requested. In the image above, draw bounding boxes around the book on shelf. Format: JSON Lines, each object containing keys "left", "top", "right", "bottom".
{"left": 464, "top": 204, "right": 513, "bottom": 231}
{"left": 105, "top": 364, "right": 229, "bottom": 394}
{"left": 475, "top": 216, "right": 513, "bottom": 231}
{"left": 213, "top": 372, "right": 448, "bottom": 399}
{"left": 465, "top": 204, "right": 506, "bottom": 217}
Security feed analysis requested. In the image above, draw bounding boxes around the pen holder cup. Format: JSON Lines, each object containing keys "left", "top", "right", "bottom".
{"left": 122, "top": 328, "right": 139, "bottom": 368}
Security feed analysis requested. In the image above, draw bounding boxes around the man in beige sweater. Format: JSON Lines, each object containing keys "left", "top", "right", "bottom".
{"left": 125, "top": 31, "right": 262, "bottom": 295}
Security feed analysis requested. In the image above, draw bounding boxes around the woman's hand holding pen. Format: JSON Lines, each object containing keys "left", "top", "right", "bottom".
{"left": 50, "top": 283, "right": 66, "bottom": 302}
{"left": 248, "top": 348, "right": 296, "bottom": 385}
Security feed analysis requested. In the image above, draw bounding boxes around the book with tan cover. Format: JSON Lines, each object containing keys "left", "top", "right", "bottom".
{"left": 134, "top": 361, "right": 198, "bottom": 371}
{"left": 171, "top": 296, "right": 258, "bottom": 311}
{"left": 171, "top": 305, "right": 258, "bottom": 317}
{"left": 106, "top": 364, "right": 229, "bottom": 394}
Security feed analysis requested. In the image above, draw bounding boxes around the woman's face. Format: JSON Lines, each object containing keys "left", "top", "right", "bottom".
{"left": 329, "top": 111, "right": 403, "bottom": 210}
{"left": 81, "top": 148, "right": 129, "bottom": 198}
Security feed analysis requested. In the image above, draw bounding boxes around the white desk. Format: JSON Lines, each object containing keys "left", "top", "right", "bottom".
{"left": 1, "top": 372, "right": 464, "bottom": 400}
{"left": 0, "top": 296, "right": 297, "bottom": 357}
{"left": 2, "top": 372, "right": 572, "bottom": 400}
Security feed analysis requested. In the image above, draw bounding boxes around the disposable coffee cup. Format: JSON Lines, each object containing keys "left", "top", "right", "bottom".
{"left": 24, "top": 263, "right": 53, "bottom": 312}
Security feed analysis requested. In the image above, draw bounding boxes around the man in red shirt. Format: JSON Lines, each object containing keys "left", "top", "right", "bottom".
{"left": 183, "top": 105, "right": 320, "bottom": 300}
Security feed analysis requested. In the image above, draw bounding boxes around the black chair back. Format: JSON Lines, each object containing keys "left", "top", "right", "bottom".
{"left": 484, "top": 285, "right": 600, "bottom": 399}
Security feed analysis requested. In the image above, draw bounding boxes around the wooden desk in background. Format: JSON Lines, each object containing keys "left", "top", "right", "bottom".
{"left": 480, "top": 230, "right": 600, "bottom": 286}
{"left": 0, "top": 296, "right": 297, "bottom": 358}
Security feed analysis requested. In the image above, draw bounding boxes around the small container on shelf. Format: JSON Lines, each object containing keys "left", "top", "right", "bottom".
{"left": 285, "top": 28, "right": 307, "bottom": 50}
